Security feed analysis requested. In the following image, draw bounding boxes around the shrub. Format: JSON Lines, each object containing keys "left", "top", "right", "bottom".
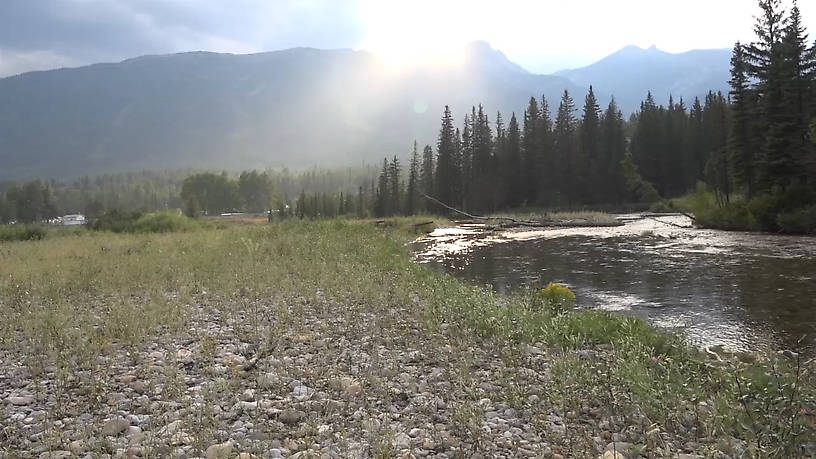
{"left": 132, "top": 212, "right": 198, "bottom": 233}
{"left": 0, "top": 224, "right": 47, "bottom": 242}
{"left": 90, "top": 209, "right": 198, "bottom": 233}
{"left": 88, "top": 209, "right": 144, "bottom": 233}
{"left": 777, "top": 205, "right": 816, "bottom": 234}
{"left": 536, "top": 282, "right": 576, "bottom": 315}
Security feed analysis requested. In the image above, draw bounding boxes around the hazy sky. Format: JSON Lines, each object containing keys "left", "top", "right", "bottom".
{"left": 1, "top": 0, "right": 814, "bottom": 77}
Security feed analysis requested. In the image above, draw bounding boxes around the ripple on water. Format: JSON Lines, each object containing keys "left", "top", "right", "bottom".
{"left": 414, "top": 214, "right": 816, "bottom": 355}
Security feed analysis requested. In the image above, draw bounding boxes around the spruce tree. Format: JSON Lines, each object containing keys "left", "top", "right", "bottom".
{"left": 600, "top": 97, "right": 628, "bottom": 203}
{"left": 435, "top": 106, "right": 458, "bottom": 208}
{"left": 554, "top": 90, "right": 578, "bottom": 207}
{"left": 729, "top": 42, "right": 759, "bottom": 196}
{"left": 504, "top": 113, "right": 524, "bottom": 207}
{"left": 406, "top": 141, "right": 421, "bottom": 215}
{"left": 580, "top": 86, "right": 601, "bottom": 203}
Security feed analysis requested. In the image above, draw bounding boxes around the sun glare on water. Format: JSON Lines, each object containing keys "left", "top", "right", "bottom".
{"left": 358, "top": 0, "right": 468, "bottom": 72}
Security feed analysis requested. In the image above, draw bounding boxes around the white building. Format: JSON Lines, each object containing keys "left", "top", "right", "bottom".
{"left": 61, "top": 214, "right": 86, "bottom": 226}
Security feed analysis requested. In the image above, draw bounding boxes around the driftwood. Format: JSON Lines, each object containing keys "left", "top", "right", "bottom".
{"left": 421, "top": 194, "right": 623, "bottom": 228}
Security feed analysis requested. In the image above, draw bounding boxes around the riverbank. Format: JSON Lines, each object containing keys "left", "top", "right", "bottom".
{"left": 1, "top": 219, "right": 814, "bottom": 457}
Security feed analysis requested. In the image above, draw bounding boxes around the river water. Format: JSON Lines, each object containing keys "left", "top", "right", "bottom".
{"left": 413, "top": 215, "right": 816, "bottom": 354}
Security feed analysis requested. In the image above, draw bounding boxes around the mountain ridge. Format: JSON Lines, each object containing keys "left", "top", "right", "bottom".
{"left": 0, "top": 42, "right": 732, "bottom": 180}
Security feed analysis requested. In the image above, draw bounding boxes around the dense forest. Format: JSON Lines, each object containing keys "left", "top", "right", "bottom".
{"left": 0, "top": 167, "right": 377, "bottom": 223}
{"left": 368, "top": 0, "right": 816, "bottom": 233}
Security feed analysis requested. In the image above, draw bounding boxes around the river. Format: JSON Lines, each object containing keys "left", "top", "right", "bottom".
{"left": 413, "top": 215, "right": 816, "bottom": 354}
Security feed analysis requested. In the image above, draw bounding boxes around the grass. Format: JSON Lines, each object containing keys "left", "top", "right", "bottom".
{"left": 0, "top": 218, "right": 813, "bottom": 456}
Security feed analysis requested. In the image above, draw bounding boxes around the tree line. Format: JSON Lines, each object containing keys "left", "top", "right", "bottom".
{"left": 370, "top": 0, "right": 815, "bottom": 227}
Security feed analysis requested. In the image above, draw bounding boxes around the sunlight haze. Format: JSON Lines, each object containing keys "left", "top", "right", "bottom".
{"left": 1, "top": 0, "right": 814, "bottom": 76}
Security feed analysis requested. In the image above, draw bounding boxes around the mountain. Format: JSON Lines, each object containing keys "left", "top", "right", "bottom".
{"left": 0, "top": 42, "right": 731, "bottom": 181}
{"left": 554, "top": 45, "right": 732, "bottom": 110}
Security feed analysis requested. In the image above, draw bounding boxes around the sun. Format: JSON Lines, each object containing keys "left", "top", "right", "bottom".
{"left": 357, "top": 0, "right": 468, "bottom": 72}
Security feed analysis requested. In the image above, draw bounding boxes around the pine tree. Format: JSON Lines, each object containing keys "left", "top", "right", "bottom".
{"left": 435, "top": 106, "right": 458, "bottom": 209}
{"left": 522, "top": 97, "right": 541, "bottom": 204}
{"left": 554, "top": 90, "right": 578, "bottom": 207}
{"left": 406, "top": 141, "right": 421, "bottom": 215}
{"left": 600, "top": 97, "right": 628, "bottom": 203}
{"left": 781, "top": 2, "right": 816, "bottom": 185}
{"left": 745, "top": 0, "right": 794, "bottom": 190}
{"left": 580, "top": 86, "right": 601, "bottom": 203}
{"left": 420, "top": 144, "right": 435, "bottom": 207}
{"left": 375, "top": 158, "right": 389, "bottom": 217}
{"left": 389, "top": 155, "right": 402, "bottom": 215}
{"left": 729, "top": 42, "right": 759, "bottom": 196}
{"left": 504, "top": 113, "right": 524, "bottom": 208}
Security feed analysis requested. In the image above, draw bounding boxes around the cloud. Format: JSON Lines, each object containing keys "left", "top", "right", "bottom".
{"left": 0, "top": 0, "right": 814, "bottom": 77}
{"left": 0, "top": 0, "right": 365, "bottom": 77}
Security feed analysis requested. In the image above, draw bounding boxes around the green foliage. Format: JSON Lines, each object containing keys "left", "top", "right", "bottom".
{"left": 0, "top": 180, "right": 59, "bottom": 223}
{"left": 88, "top": 209, "right": 145, "bottom": 233}
{"left": 777, "top": 205, "right": 816, "bottom": 234}
{"left": 535, "top": 282, "right": 576, "bottom": 315}
{"left": 89, "top": 209, "right": 198, "bottom": 233}
{"left": 0, "top": 225, "right": 47, "bottom": 242}
{"left": 621, "top": 155, "right": 662, "bottom": 203}
{"left": 132, "top": 212, "right": 200, "bottom": 233}
{"left": 681, "top": 183, "right": 816, "bottom": 234}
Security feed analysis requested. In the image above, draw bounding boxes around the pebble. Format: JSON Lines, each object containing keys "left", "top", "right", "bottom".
{"left": 101, "top": 417, "right": 130, "bottom": 436}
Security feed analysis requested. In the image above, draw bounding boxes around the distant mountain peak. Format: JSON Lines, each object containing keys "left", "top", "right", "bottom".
{"left": 464, "top": 40, "right": 529, "bottom": 74}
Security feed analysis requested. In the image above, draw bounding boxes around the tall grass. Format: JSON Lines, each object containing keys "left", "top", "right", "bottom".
{"left": 0, "top": 219, "right": 812, "bottom": 455}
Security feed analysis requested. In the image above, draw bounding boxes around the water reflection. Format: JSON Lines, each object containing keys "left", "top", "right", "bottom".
{"left": 414, "top": 216, "right": 816, "bottom": 354}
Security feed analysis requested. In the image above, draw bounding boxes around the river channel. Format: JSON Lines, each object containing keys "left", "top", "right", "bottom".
{"left": 413, "top": 215, "right": 816, "bottom": 354}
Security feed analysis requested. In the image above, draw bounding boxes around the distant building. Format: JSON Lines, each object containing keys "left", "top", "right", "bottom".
{"left": 60, "top": 214, "right": 86, "bottom": 226}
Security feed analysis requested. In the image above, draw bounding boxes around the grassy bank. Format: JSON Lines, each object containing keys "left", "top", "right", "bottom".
{"left": 1, "top": 219, "right": 813, "bottom": 457}
{"left": 676, "top": 184, "right": 816, "bottom": 234}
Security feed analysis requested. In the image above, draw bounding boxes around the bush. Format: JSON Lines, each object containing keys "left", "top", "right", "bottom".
{"left": 132, "top": 212, "right": 198, "bottom": 233}
{"left": 0, "top": 224, "right": 47, "bottom": 242}
{"left": 777, "top": 205, "right": 816, "bottom": 234}
{"left": 88, "top": 209, "right": 144, "bottom": 233}
{"left": 90, "top": 209, "right": 198, "bottom": 233}
{"left": 535, "top": 282, "right": 577, "bottom": 315}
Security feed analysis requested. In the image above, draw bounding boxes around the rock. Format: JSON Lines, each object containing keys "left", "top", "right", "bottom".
{"left": 233, "top": 401, "right": 258, "bottom": 412}
{"left": 393, "top": 432, "right": 412, "bottom": 449}
{"left": 148, "top": 351, "right": 164, "bottom": 360}
{"left": 344, "top": 381, "right": 363, "bottom": 397}
{"left": 678, "top": 455, "right": 704, "bottom": 459}
{"left": 102, "top": 417, "right": 130, "bottom": 436}
{"left": 241, "top": 388, "right": 255, "bottom": 401}
{"left": 291, "top": 384, "right": 311, "bottom": 397}
{"left": 131, "top": 381, "right": 148, "bottom": 394}
{"left": 408, "top": 428, "right": 421, "bottom": 438}
{"left": 38, "top": 452, "right": 72, "bottom": 459}
{"left": 158, "top": 420, "right": 183, "bottom": 436}
{"left": 206, "top": 441, "right": 233, "bottom": 459}
{"left": 600, "top": 452, "right": 626, "bottom": 459}
{"left": 605, "top": 442, "right": 632, "bottom": 454}
{"left": 69, "top": 440, "right": 86, "bottom": 454}
{"left": 176, "top": 349, "right": 193, "bottom": 363}
{"left": 279, "top": 409, "right": 305, "bottom": 425}
{"left": 267, "top": 449, "right": 283, "bottom": 458}
{"left": 257, "top": 372, "right": 279, "bottom": 390}
{"left": 8, "top": 395, "right": 34, "bottom": 406}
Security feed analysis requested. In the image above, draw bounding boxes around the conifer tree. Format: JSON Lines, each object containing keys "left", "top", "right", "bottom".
{"left": 435, "top": 106, "right": 459, "bottom": 209}
{"left": 729, "top": 42, "right": 759, "bottom": 196}
{"left": 580, "top": 86, "right": 601, "bottom": 203}
{"left": 406, "top": 141, "right": 421, "bottom": 215}
{"left": 554, "top": 90, "right": 578, "bottom": 207}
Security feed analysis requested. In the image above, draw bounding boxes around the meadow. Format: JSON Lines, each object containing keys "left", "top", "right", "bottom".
{"left": 0, "top": 218, "right": 813, "bottom": 458}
